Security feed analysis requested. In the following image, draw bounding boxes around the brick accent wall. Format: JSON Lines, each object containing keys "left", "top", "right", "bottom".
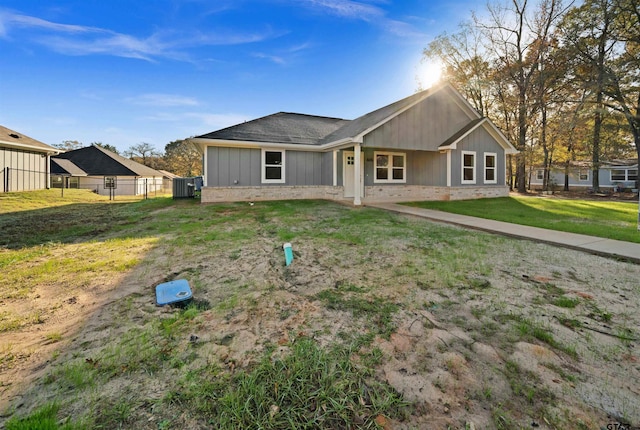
{"left": 201, "top": 185, "right": 509, "bottom": 204}
{"left": 362, "top": 185, "right": 509, "bottom": 203}
{"left": 201, "top": 186, "right": 344, "bottom": 203}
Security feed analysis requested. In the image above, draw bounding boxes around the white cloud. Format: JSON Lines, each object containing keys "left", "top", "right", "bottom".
{"left": 252, "top": 41, "right": 313, "bottom": 65}
{"left": 302, "top": 0, "right": 383, "bottom": 20}
{"left": 252, "top": 52, "right": 286, "bottom": 65}
{"left": 184, "top": 112, "right": 251, "bottom": 129}
{"left": 0, "top": 8, "right": 279, "bottom": 62}
{"left": 297, "top": 0, "right": 426, "bottom": 39}
{"left": 126, "top": 94, "right": 200, "bottom": 107}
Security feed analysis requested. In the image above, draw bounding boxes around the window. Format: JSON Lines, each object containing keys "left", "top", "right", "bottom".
{"left": 484, "top": 153, "right": 497, "bottom": 184}
{"left": 461, "top": 151, "right": 476, "bottom": 184}
{"left": 536, "top": 170, "right": 544, "bottom": 180}
{"left": 610, "top": 168, "right": 637, "bottom": 182}
{"left": 578, "top": 170, "right": 589, "bottom": 181}
{"left": 262, "top": 149, "right": 285, "bottom": 183}
{"left": 611, "top": 169, "right": 626, "bottom": 181}
{"left": 374, "top": 152, "right": 406, "bottom": 183}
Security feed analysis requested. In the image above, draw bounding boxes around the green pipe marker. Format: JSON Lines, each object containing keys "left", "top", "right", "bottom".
{"left": 283, "top": 242, "right": 293, "bottom": 266}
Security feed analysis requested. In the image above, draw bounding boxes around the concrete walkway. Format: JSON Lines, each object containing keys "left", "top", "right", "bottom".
{"left": 367, "top": 202, "right": 640, "bottom": 264}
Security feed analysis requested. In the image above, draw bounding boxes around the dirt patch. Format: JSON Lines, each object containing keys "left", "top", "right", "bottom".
{"left": 2, "top": 201, "right": 639, "bottom": 429}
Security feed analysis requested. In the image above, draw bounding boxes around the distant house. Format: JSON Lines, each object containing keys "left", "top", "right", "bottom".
{"left": 1, "top": 125, "right": 59, "bottom": 192}
{"left": 157, "top": 169, "right": 181, "bottom": 193}
{"left": 51, "top": 145, "right": 165, "bottom": 196}
{"left": 190, "top": 82, "right": 518, "bottom": 205}
{"left": 530, "top": 160, "right": 638, "bottom": 192}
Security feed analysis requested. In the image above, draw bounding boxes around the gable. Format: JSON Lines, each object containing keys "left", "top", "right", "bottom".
{"left": 362, "top": 86, "right": 477, "bottom": 151}
{"left": 191, "top": 83, "right": 516, "bottom": 156}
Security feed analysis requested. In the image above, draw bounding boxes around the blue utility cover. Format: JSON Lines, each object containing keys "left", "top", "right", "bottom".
{"left": 155, "top": 279, "right": 192, "bottom": 306}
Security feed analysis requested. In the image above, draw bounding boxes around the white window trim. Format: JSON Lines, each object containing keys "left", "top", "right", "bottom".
{"left": 484, "top": 152, "right": 497, "bottom": 184}
{"left": 536, "top": 169, "right": 544, "bottom": 180}
{"left": 373, "top": 151, "right": 406, "bottom": 184}
{"left": 610, "top": 169, "right": 627, "bottom": 182}
{"left": 461, "top": 150, "right": 476, "bottom": 184}
{"left": 578, "top": 169, "right": 589, "bottom": 181}
{"left": 261, "top": 149, "right": 285, "bottom": 184}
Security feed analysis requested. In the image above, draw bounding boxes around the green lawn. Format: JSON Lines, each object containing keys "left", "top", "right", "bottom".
{"left": 405, "top": 196, "right": 640, "bottom": 243}
{"left": 3, "top": 190, "right": 640, "bottom": 429}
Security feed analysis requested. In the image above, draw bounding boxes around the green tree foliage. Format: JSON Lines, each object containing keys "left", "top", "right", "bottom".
{"left": 423, "top": 0, "right": 639, "bottom": 192}
{"left": 163, "top": 139, "right": 202, "bottom": 177}
{"left": 92, "top": 142, "right": 119, "bottom": 154}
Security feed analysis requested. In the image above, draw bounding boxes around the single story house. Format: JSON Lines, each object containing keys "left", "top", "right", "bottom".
{"left": 157, "top": 169, "right": 181, "bottom": 194}
{"left": 530, "top": 160, "right": 638, "bottom": 191}
{"left": 1, "top": 125, "right": 59, "bottom": 192}
{"left": 190, "top": 82, "right": 518, "bottom": 205}
{"left": 51, "top": 144, "right": 165, "bottom": 196}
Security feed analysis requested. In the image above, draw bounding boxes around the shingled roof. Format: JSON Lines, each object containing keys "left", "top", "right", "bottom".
{"left": 194, "top": 83, "right": 452, "bottom": 147}
{"left": 51, "top": 158, "right": 88, "bottom": 176}
{"left": 192, "top": 82, "right": 516, "bottom": 154}
{"left": 196, "top": 112, "right": 349, "bottom": 145}
{"left": 318, "top": 89, "right": 431, "bottom": 144}
{"left": 0, "top": 125, "right": 59, "bottom": 154}
{"left": 53, "top": 145, "right": 163, "bottom": 177}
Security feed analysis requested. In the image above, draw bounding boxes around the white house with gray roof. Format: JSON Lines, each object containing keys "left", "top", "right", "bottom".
{"left": 190, "top": 82, "right": 518, "bottom": 205}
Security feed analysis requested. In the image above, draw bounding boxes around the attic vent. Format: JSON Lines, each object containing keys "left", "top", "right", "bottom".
{"left": 9, "top": 133, "right": 20, "bottom": 139}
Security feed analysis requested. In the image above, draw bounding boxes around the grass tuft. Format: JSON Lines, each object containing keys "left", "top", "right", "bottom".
{"left": 170, "top": 337, "right": 407, "bottom": 429}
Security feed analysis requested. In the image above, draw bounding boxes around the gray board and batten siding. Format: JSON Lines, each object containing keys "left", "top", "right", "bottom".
{"left": 1, "top": 147, "right": 49, "bottom": 192}
{"left": 363, "top": 86, "right": 473, "bottom": 152}
{"left": 361, "top": 148, "right": 447, "bottom": 187}
{"left": 450, "top": 126, "right": 506, "bottom": 187}
{"left": 206, "top": 147, "right": 333, "bottom": 187}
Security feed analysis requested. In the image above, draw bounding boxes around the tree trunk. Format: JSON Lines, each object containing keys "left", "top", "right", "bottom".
{"left": 517, "top": 87, "right": 528, "bottom": 193}
{"left": 592, "top": 98, "right": 602, "bottom": 193}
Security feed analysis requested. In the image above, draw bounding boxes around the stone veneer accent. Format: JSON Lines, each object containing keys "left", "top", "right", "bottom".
{"left": 362, "top": 185, "right": 509, "bottom": 202}
{"left": 201, "top": 185, "right": 509, "bottom": 203}
{"left": 201, "top": 186, "right": 344, "bottom": 203}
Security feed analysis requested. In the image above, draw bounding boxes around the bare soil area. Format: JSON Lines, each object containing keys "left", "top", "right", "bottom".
{"left": 1, "top": 199, "right": 639, "bottom": 429}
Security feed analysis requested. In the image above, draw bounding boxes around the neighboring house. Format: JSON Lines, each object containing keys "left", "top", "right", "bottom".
{"left": 531, "top": 160, "right": 638, "bottom": 191}
{"left": 1, "top": 125, "right": 59, "bottom": 192}
{"left": 190, "top": 82, "right": 518, "bottom": 205}
{"left": 157, "top": 169, "right": 181, "bottom": 194}
{"left": 51, "top": 144, "right": 165, "bottom": 196}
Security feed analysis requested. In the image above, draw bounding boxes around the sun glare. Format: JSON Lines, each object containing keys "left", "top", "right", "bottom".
{"left": 417, "top": 60, "right": 443, "bottom": 89}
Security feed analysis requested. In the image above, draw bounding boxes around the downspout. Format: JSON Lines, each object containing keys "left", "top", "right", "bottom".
{"left": 332, "top": 150, "right": 337, "bottom": 186}
{"left": 353, "top": 143, "right": 362, "bottom": 205}
{"left": 45, "top": 154, "right": 50, "bottom": 189}
{"left": 202, "top": 147, "right": 208, "bottom": 187}
{"left": 446, "top": 150, "right": 452, "bottom": 187}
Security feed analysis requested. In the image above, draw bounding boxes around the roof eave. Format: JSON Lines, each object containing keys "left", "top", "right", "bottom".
{"left": 0, "top": 140, "right": 60, "bottom": 155}
{"left": 189, "top": 137, "right": 329, "bottom": 152}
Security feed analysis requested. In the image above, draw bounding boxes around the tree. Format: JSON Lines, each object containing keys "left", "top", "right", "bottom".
{"left": 163, "top": 139, "right": 202, "bottom": 177}
{"left": 92, "top": 142, "right": 120, "bottom": 154}
{"left": 607, "top": 0, "right": 640, "bottom": 187}
{"left": 423, "top": 23, "right": 495, "bottom": 117}
{"left": 53, "top": 140, "right": 84, "bottom": 151}
{"left": 474, "top": 0, "right": 568, "bottom": 193}
{"left": 124, "top": 142, "right": 161, "bottom": 168}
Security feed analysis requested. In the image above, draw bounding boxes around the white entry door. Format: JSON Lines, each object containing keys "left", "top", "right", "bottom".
{"left": 343, "top": 151, "right": 364, "bottom": 198}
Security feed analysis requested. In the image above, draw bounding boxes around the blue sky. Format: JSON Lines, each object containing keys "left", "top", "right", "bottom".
{"left": 0, "top": 0, "right": 476, "bottom": 153}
